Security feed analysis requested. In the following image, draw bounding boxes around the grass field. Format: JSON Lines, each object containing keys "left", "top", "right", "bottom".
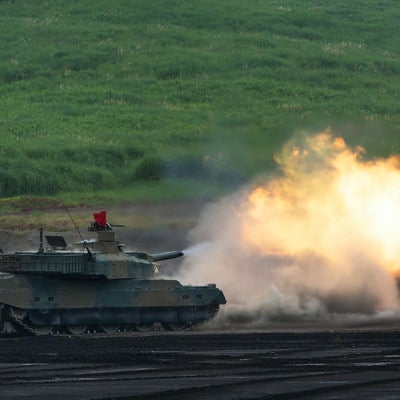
{"left": 1, "top": 0, "right": 399, "bottom": 205}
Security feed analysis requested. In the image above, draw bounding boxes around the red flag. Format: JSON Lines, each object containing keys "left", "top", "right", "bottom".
{"left": 93, "top": 211, "right": 107, "bottom": 228}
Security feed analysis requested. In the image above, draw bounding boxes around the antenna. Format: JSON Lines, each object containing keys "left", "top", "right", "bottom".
{"left": 65, "top": 207, "right": 93, "bottom": 260}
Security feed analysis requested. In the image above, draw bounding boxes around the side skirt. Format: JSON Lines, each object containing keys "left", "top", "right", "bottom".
{"left": 28, "top": 305, "right": 216, "bottom": 326}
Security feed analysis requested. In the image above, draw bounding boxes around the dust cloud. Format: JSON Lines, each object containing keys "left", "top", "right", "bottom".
{"left": 177, "top": 130, "right": 400, "bottom": 328}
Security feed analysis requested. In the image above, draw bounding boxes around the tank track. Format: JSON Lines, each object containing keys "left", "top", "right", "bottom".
{"left": 0, "top": 304, "right": 219, "bottom": 337}
{"left": 6, "top": 306, "right": 38, "bottom": 335}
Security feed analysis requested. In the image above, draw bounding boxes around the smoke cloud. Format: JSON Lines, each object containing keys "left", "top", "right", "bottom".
{"left": 177, "top": 130, "right": 400, "bottom": 329}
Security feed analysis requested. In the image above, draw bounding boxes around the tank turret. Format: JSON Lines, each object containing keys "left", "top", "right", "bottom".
{"left": 0, "top": 211, "right": 226, "bottom": 336}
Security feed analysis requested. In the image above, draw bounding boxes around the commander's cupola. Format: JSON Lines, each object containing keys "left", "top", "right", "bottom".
{"left": 88, "top": 211, "right": 124, "bottom": 254}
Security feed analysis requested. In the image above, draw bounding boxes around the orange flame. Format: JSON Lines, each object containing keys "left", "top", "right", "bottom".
{"left": 242, "top": 131, "right": 400, "bottom": 277}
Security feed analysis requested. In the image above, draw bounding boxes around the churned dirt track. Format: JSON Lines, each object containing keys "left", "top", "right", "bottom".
{"left": 0, "top": 330, "right": 400, "bottom": 400}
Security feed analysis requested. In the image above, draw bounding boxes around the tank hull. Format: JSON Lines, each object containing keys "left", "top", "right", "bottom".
{"left": 0, "top": 273, "right": 225, "bottom": 335}
{"left": 0, "top": 211, "right": 226, "bottom": 335}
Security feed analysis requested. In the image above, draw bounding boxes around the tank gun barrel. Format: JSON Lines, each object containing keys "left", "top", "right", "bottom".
{"left": 151, "top": 250, "right": 184, "bottom": 262}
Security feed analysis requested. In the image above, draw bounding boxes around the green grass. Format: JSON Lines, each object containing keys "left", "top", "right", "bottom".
{"left": 0, "top": 0, "right": 399, "bottom": 203}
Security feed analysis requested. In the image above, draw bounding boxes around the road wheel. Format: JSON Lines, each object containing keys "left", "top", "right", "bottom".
{"left": 32, "top": 325, "right": 53, "bottom": 335}
{"left": 99, "top": 325, "right": 120, "bottom": 334}
{"left": 65, "top": 325, "right": 87, "bottom": 335}
{"left": 162, "top": 322, "right": 191, "bottom": 331}
{"left": 135, "top": 323, "right": 153, "bottom": 332}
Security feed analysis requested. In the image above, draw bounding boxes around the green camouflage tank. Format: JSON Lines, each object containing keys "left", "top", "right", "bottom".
{"left": 0, "top": 211, "right": 226, "bottom": 336}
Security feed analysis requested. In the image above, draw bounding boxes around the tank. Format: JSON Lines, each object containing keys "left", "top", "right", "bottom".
{"left": 0, "top": 211, "right": 226, "bottom": 336}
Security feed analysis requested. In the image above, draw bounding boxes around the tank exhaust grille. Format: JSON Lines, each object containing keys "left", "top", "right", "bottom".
{"left": 0, "top": 255, "right": 19, "bottom": 271}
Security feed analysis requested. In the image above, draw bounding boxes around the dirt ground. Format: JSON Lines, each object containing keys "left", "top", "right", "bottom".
{"left": 0, "top": 330, "right": 400, "bottom": 400}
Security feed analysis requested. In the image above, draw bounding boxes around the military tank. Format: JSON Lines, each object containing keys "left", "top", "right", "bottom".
{"left": 0, "top": 211, "right": 226, "bottom": 336}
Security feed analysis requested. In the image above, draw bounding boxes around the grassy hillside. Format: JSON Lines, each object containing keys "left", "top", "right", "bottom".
{"left": 1, "top": 0, "right": 399, "bottom": 202}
